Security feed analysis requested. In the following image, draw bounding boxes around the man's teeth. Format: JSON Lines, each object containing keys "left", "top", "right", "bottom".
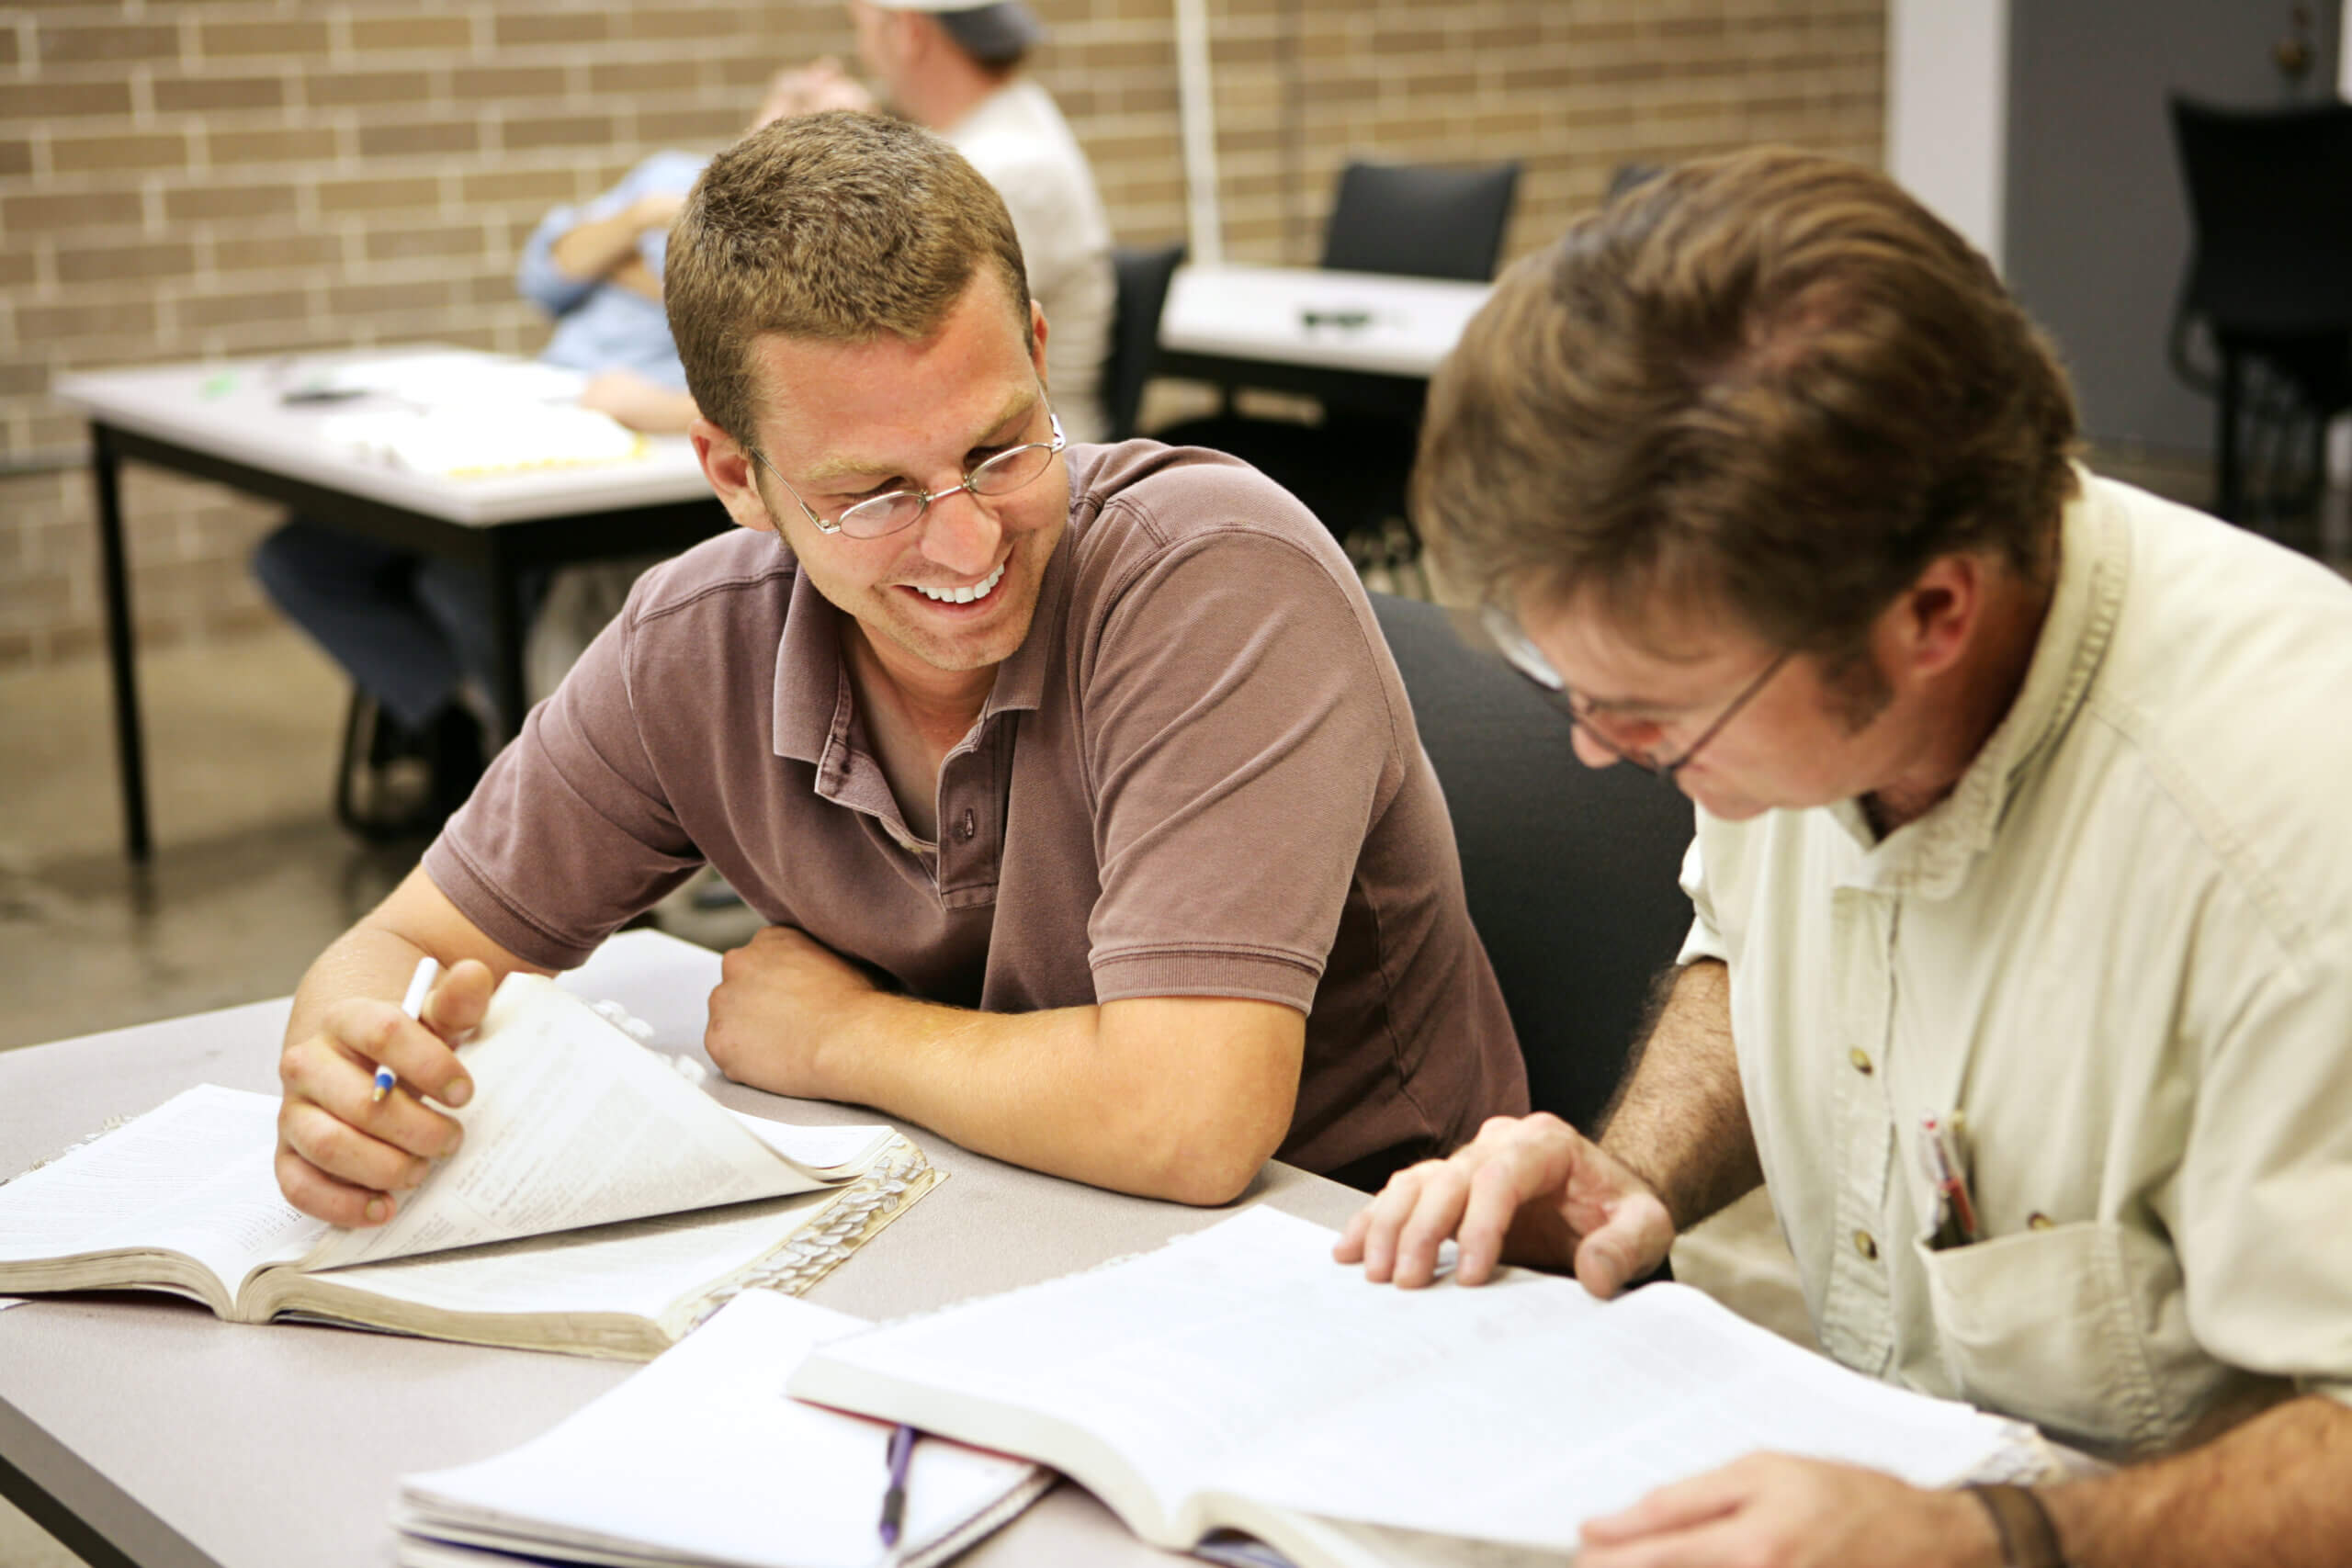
{"left": 915, "top": 563, "right": 1006, "bottom": 604}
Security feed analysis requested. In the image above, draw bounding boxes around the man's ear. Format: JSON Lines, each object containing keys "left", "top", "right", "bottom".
{"left": 690, "top": 416, "right": 781, "bottom": 536}
{"left": 1029, "top": 299, "right": 1049, "bottom": 386}
{"left": 1892, "top": 552, "right": 1988, "bottom": 682}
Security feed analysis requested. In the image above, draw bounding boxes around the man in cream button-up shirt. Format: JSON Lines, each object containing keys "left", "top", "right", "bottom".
{"left": 1340, "top": 147, "right": 2352, "bottom": 1568}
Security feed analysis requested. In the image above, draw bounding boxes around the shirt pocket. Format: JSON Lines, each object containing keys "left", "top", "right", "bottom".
{"left": 1911, "top": 1220, "right": 2168, "bottom": 1457}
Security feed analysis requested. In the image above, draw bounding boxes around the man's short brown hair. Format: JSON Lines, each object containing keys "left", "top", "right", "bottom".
{"left": 1414, "top": 147, "right": 2079, "bottom": 657}
{"left": 666, "top": 110, "right": 1031, "bottom": 447}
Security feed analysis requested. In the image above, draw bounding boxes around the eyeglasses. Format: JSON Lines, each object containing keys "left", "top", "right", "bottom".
{"left": 751, "top": 411, "right": 1066, "bottom": 539}
{"left": 1478, "top": 603, "right": 1791, "bottom": 779}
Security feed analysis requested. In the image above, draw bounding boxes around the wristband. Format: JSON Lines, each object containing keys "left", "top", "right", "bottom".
{"left": 1966, "top": 1483, "right": 2066, "bottom": 1568}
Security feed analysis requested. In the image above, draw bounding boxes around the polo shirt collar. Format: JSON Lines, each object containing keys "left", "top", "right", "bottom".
{"left": 1833, "top": 466, "right": 2129, "bottom": 897}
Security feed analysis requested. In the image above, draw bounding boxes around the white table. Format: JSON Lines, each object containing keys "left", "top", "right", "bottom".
{"left": 1158, "top": 263, "right": 1493, "bottom": 383}
{"left": 0, "top": 931, "right": 1365, "bottom": 1568}
{"left": 55, "top": 350, "right": 729, "bottom": 863}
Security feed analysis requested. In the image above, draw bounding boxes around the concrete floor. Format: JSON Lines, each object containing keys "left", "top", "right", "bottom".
{"left": 0, "top": 447, "right": 2334, "bottom": 1566}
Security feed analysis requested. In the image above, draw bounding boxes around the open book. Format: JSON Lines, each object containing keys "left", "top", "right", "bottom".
{"left": 392, "top": 1289, "right": 1055, "bottom": 1568}
{"left": 789, "top": 1207, "right": 2048, "bottom": 1568}
{"left": 0, "top": 974, "right": 939, "bottom": 1358}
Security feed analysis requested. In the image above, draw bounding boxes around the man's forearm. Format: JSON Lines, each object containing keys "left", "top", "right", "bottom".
{"left": 548, "top": 201, "right": 662, "bottom": 284}
{"left": 793, "top": 993, "right": 1301, "bottom": 1206}
{"left": 1595, "top": 959, "right": 1761, "bottom": 1230}
{"left": 2041, "top": 1394, "right": 2352, "bottom": 1568}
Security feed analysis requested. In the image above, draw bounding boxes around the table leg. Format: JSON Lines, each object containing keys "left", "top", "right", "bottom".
{"left": 484, "top": 547, "right": 527, "bottom": 748}
{"left": 91, "top": 424, "right": 153, "bottom": 864}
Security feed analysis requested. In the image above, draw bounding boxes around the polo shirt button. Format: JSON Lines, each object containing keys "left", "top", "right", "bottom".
{"left": 1853, "top": 1228, "right": 1878, "bottom": 1261}
{"left": 958, "top": 808, "right": 976, "bottom": 841}
{"left": 1849, "top": 1047, "right": 1873, "bottom": 1075}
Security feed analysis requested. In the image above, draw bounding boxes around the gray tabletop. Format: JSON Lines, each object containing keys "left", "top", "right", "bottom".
{"left": 0, "top": 931, "right": 1368, "bottom": 1567}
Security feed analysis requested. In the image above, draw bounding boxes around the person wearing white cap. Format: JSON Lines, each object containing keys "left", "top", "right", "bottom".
{"left": 780, "top": 0, "right": 1114, "bottom": 443}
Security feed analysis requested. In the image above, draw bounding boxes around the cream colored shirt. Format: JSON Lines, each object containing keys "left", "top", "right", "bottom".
{"left": 944, "top": 79, "right": 1114, "bottom": 444}
{"left": 1679, "top": 471, "right": 2352, "bottom": 1460}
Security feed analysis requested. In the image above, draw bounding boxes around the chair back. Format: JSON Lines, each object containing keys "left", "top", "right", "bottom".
{"left": 1102, "top": 242, "right": 1185, "bottom": 441}
{"left": 1369, "top": 593, "right": 1697, "bottom": 1130}
{"left": 1319, "top": 161, "right": 1521, "bottom": 282}
{"left": 2172, "top": 96, "right": 2352, "bottom": 339}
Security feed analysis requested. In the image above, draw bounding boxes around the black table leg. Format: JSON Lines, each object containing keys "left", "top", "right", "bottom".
{"left": 91, "top": 424, "right": 153, "bottom": 864}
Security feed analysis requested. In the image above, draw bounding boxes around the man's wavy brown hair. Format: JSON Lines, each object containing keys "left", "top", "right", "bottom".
{"left": 1414, "top": 147, "right": 2078, "bottom": 657}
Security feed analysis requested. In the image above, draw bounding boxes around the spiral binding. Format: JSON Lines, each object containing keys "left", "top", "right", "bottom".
{"left": 684, "top": 1147, "right": 938, "bottom": 1330}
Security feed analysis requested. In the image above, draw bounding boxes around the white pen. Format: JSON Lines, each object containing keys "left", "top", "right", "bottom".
{"left": 376, "top": 955, "right": 441, "bottom": 1103}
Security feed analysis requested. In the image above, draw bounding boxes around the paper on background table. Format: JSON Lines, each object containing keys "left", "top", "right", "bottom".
{"left": 395, "top": 1290, "right": 1052, "bottom": 1568}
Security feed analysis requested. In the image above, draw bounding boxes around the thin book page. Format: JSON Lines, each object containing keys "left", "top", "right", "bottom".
{"left": 798, "top": 1207, "right": 2032, "bottom": 1553}
{"left": 398, "top": 1290, "right": 1047, "bottom": 1568}
{"left": 0, "top": 1085, "right": 325, "bottom": 1297}
{"left": 305, "top": 976, "right": 833, "bottom": 1271}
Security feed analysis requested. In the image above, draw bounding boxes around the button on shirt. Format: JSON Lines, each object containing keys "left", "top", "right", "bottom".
{"left": 1679, "top": 470, "right": 2352, "bottom": 1459}
{"left": 425, "top": 442, "right": 1527, "bottom": 1189}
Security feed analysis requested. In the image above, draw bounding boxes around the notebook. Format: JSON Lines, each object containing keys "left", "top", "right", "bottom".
{"left": 392, "top": 1289, "right": 1054, "bottom": 1568}
{"left": 787, "top": 1206, "right": 2049, "bottom": 1567}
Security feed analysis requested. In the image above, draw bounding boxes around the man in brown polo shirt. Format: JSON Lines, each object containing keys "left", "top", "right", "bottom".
{"left": 270, "top": 113, "right": 1524, "bottom": 1224}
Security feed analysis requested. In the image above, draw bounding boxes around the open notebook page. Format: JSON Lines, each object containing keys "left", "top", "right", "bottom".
{"left": 397, "top": 1290, "right": 1048, "bottom": 1568}
{"left": 798, "top": 1206, "right": 2031, "bottom": 1553}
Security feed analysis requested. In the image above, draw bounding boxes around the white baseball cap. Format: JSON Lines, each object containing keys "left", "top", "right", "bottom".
{"left": 863, "top": 0, "right": 1046, "bottom": 62}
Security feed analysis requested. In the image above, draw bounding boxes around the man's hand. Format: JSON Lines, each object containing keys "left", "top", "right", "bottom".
{"left": 1577, "top": 1455, "right": 2000, "bottom": 1568}
{"left": 577, "top": 370, "right": 700, "bottom": 434}
{"left": 705, "top": 926, "right": 881, "bottom": 1101}
{"left": 752, "top": 57, "right": 876, "bottom": 127}
{"left": 1332, "top": 1111, "right": 1675, "bottom": 1294}
{"left": 274, "top": 959, "right": 492, "bottom": 1226}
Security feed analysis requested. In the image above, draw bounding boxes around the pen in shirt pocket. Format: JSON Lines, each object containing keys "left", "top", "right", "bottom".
{"left": 1919, "top": 1111, "right": 1979, "bottom": 1249}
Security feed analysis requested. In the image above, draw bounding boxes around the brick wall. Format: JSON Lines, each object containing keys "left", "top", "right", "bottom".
{"left": 0, "top": 0, "right": 1883, "bottom": 670}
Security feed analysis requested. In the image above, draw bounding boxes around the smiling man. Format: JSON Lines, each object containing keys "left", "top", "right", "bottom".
{"left": 270, "top": 113, "right": 1524, "bottom": 1224}
{"left": 1340, "top": 150, "right": 2352, "bottom": 1567}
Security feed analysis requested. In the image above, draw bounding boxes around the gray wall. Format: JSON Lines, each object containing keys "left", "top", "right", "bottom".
{"left": 2006, "top": 0, "right": 2341, "bottom": 455}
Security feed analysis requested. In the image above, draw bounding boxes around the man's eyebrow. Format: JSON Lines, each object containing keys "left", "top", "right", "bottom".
{"left": 793, "top": 391, "right": 1038, "bottom": 490}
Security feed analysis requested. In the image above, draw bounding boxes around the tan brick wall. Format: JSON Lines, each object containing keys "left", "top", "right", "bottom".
{"left": 0, "top": 0, "right": 1883, "bottom": 670}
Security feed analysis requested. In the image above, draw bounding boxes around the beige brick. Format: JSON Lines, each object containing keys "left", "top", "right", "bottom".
{"left": 361, "top": 222, "right": 487, "bottom": 262}
{"left": 51, "top": 130, "right": 190, "bottom": 175}
{"left": 461, "top": 167, "right": 578, "bottom": 206}
{"left": 450, "top": 65, "right": 568, "bottom": 102}
{"left": 54, "top": 241, "right": 196, "bottom": 284}
{"left": 19, "top": 300, "right": 160, "bottom": 344}
{"left": 315, "top": 175, "right": 440, "bottom": 214}
{"left": 326, "top": 278, "right": 453, "bottom": 315}
{"left": 7, "top": 189, "right": 146, "bottom": 232}
{"left": 212, "top": 232, "right": 344, "bottom": 274}
{"left": 636, "top": 107, "right": 742, "bottom": 143}
{"left": 304, "top": 69, "right": 434, "bottom": 108}
{"left": 0, "top": 140, "right": 29, "bottom": 178}
{"left": 616, "top": 8, "right": 745, "bottom": 40}
{"left": 153, "top": 75, "right": 288, "bottom": 115}
{"left": 352, "top": 15, "right": 475, "bottom": 52}
{"left": 202, "top": 19, "right": 333, "bottom": 58}
{"left": 357, "top": 119, "right": 482, "bottom": 158}
{"left": 208, "top": 128, "right": 328, "bottom": 167}
{"left": 492, "top": 11, "right": 607, "bottom": 47}
{"left": 501, "top": 114, "right": 613, "bottom": 152}
{"left": 0, "top": 250, "right": 33, "bottom": 290}
{"left": 0, "top": 31, "right": 17, "bottom": 69}
{"left": 0, "top": 79, "right": 137, "bottom": 120}
{"left": 590, "top": 61, "right": 698, "bottom": 96}
{"left": 37, "top": 21, "right": 180, "bottom": 65}
{"left": 176, "top": 288, "right": 311, "bottom": 331}
{"left": 160, "top": 182, "right": 301, "bottom": 223}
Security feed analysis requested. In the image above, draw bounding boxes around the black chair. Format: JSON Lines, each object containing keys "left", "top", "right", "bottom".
{"left": 2168, "top": 96, "right": 2352, "bottom": 532}
{"left": 1102, "top": 242, "right": 1185, "bottom": 442}
{"left": 1368, "top": 593, "right": 1697, "bottom": 1132}
{"left": 1158, "top": 161, "right": 1521, "bottom": 549}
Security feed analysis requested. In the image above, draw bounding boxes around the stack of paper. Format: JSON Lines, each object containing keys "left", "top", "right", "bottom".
{"left": 322, "top": 403, "right": 647, "bottom": 477}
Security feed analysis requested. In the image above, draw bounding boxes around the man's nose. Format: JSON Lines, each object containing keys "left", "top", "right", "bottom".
{"left": 917, "top": 486, "right": 1002, "bottom": 576}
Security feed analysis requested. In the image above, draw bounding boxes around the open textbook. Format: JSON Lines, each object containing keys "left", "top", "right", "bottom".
{"left": 391, "top": 1290, "right": 1055, "bottom": 1568}
{"left": 0, "top": 974, "right": 939, "bottom": 1358}
{"left": 789, "top": 1207, "right": 2051, "bottom": 1568}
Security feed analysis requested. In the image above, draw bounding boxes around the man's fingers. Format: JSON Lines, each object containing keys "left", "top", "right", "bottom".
{"left": 274, "top": 1143, "right": 403, "bottom": 1228}
{"left": 1573, "top": 1190, "right": 1675, "bottom": 1299}
{"left": 1387, "top": 1168, "right": 1478, "bottom": 1288}
{"left": 280, "top": 1028, "right": 464, "bottom": 1164}
{"left": 1582, "top": 1463, "right": 1751, "bottom": 1546}
{"left": 414, "top": 959, "right": 491, "bottom": 1105}
{"left": 1454, "top": 1154, "right": 1543, "bottom": 1284}
{"left": 1331, "top": 1203, "right": 1375, "bottom": 1263}
{"left": 276, "top": 1097, "right": 434, "bottom": 1208}
{"left": 1351, "top": 1165, "right": 1439, "bottom": 1282}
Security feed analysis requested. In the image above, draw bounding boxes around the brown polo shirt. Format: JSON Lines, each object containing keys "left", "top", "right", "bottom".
{"left": 425, "top": 440, "right": 1526, "bottom": 1189}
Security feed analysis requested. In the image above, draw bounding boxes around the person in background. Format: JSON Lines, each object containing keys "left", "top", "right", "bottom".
{"left": 1340, "top": 149, "right": 2352, "bottom": 1567}
{"left": 250, "top": 68, "right": 861, "bottom": 827}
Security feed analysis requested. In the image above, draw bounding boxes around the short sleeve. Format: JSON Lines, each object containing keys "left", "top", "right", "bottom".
{"left": 423, "top": 594, "right": 702, "bottom": 969}
{"left": 1077, "top": 527, "right": 1401, "bottom": 1012}
{"left": 1676, "top": 828, "right": 1729, "bottom": 967}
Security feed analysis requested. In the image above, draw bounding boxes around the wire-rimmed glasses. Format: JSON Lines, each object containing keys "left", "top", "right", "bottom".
{"left": 751, "top": 412, "right": 1066, "bottom": 539}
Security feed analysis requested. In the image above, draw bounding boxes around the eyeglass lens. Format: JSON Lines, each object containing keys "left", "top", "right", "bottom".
{"left": 834, "top": 429, "right": 1061, "bottom": 538}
